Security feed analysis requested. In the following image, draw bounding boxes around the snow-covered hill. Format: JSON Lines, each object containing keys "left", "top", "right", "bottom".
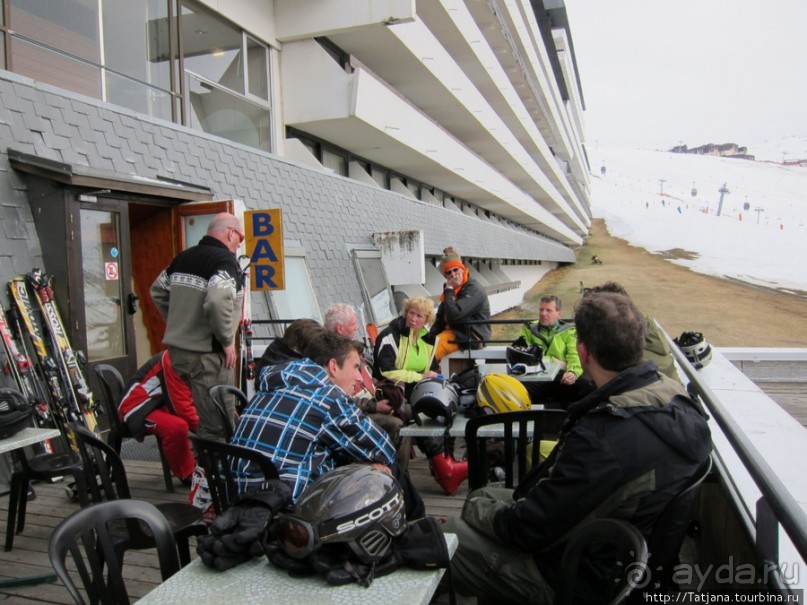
{"left": 749, "top": 136, "right": 807, "bottom": 163}
{"left": 589, "top": 147, "right": 807, "bottom": 296}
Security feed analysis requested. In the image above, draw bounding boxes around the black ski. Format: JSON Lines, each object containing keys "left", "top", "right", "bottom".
{"left": 0, "top": 302, "right": 52, "bottom": 431}
{"left": 26, "top": 269, "right": 99, "bottom": 434}
{"left": 9, "top": 276, "right": 81, "bottom": 448}
{"left": 238, "top": 255, "right": 254, "bottom": 393}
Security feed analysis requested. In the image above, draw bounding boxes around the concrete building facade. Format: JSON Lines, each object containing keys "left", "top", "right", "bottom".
{"left": 0, "top": 0, "right": 590, "bottom": 378}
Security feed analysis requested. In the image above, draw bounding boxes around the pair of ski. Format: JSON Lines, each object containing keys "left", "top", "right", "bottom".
{"left": 3, "top": 269, "right": 99, "bottom": 451}
{"left": 238, "top": 255, "right": 255, "bottom": 394}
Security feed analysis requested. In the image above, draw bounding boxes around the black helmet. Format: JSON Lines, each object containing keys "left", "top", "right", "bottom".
{"left": 410, "top": 377, "right": 459, "bottom": 425}
{"left": 506, "top": 344, "right": 543, "bottom": 375}
{"left": 0, "top": 388, "right": 34, "bottom": 440}
{"left": 673, "top": 331, "right": 712, "bottom": 369}
{"left": 448, "top": 366, "right": 481, "bottom": 416}
{"left": 271, "top": 465, "right": 406, "bottom": 564}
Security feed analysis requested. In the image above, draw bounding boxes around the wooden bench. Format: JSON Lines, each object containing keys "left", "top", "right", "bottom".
{"left": 440, "top": 346, "right": 509, "bottom": 376}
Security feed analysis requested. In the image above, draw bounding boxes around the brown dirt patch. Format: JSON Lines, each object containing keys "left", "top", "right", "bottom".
{"left": 658, "top": 248, "right": 699, "bottom": 261}
{"left": 493, "top": 219, "right": 807, "bottom": 347}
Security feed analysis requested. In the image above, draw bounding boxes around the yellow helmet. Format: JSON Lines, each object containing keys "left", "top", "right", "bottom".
{"left": 477, "top": 373, "right": 531, "bottom": 414}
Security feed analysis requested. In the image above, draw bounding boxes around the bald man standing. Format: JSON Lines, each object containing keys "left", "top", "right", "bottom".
{"left": 151, "top": 212, "right": 244, "bottom": 442}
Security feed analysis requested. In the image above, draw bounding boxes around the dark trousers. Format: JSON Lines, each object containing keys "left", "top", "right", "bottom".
{"left": 524, "top": 375, "right": 595, "bottom": 409}
{"left": 391, "top": 462, "right": 426, "bottom": 520}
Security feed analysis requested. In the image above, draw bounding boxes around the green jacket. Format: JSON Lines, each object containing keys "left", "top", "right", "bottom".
{"left": 518, "top": 320, "right": 582, "bottom": 377}
{"left": 644, "top": 316, "right": 681, "bottom": 383}
{"left": 373, "top": 316, "right": 439, "bottom": 383}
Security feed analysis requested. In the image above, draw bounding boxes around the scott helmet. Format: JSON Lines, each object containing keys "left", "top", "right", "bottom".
{"left": 410, "top": 377, "right": 459, "bottom": 425}
{"left": 272, "top": 465, "right": 406, "bottom": 563}
{"left": 673, "top": 331, "right": 712, "bottom": 369}
{"left": 477, "top": 373, "right": 531, "bottom": 414}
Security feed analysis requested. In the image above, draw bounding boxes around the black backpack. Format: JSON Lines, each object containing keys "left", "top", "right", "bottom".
{"left": 0, "top": 388, "right": 34, "bottom": 440}
{"left": 449, "top": 364, "right": 482, "bottom": 415}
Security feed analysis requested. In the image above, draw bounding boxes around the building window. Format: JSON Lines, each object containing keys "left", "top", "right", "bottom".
{"left": 180, "top": 1, "right": 271, "bottom": 151}
{"left": 2, "top": 0, "right": 273, "bottom": 152}
{"left": 352, "top": 249, "right": 396, "bottom": 327}
{"left": 371, "top": 166, "right": 389, "bottom": 189}
{"left": 321, "top": 148, "right": 347, "bottom": 176}
{"left": 269, "top": 247, "right": 321, "bottom": 322}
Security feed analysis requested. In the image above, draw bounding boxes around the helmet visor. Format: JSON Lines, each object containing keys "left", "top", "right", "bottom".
{"left": 272, "top": 515, "right": 319, "bottom": 559}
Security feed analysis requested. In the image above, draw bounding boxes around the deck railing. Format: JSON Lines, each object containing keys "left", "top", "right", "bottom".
{"left": 249, "top": 315, "right": 807, "bottom": 593}
{"left": 670, "top": 341, "right": 807, "bottom": 593}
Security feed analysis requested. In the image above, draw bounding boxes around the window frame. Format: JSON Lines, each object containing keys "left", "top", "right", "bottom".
{"left": 351, "top": 247, "right": 396, "bottom": 327}
{"left": 266, "top": 244, "right": 321, "bottom": 323}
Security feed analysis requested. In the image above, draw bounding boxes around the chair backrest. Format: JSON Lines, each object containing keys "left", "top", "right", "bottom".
{"left": 555, "top": 517, "right": 648, "bottom": 605}
{"left": 189, "top": 434, "right": 279, "bottom": 514}
{"left": 207, "top": 385, "right": 248, "bottom": 442}
{"left": 644, "top": 456, "right": 713, "bottom": 592}
{"left": 70, "top": 422, "right": 133, "bottom": 501}
{"left": 93, "top": 365, "right": 127, "bottom": 440}
{"left": 465, "top": 409, "right": 567, "bottom": 491}
{"left": 49, "top": 499, "right": 179, "bottom": 605}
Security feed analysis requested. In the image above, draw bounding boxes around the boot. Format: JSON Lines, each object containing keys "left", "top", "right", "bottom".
{"left": 428, "top": 453, "right": 468, "bottom": 495}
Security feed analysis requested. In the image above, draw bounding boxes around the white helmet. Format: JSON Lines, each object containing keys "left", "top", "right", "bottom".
{"left": 673, "top": 332, "right": 712, "bottom": 369}
{"left": 410, "top": 377, "right": 459, "bottom": 426}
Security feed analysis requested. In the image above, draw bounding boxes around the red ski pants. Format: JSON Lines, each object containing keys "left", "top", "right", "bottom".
{"left": 145, "top": 408, "right": 195, "bottom": 481}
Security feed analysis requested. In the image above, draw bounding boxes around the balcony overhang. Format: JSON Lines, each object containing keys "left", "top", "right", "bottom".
{"left": 323, "top": 19, "right": 586, "bottom": 235}
{"left": 283, "top": 52, "right": 582, "bottom": 246}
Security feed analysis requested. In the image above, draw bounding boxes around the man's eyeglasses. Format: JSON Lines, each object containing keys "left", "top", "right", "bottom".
{"left": 444, "top": 267, "right": 462, "bottom": 277}
{"left": 230, "top": 227, "right": 245, "bottom": 243}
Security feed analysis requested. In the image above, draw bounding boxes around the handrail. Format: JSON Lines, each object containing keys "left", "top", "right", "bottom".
{"left": 443, "top": 313, "right": 807, "bottom": 590}
{"left": 442, "top": 317, "right": 573, "bottom": 346}
{"left": 669, "top": 338, "right": 807, "bottom": 590}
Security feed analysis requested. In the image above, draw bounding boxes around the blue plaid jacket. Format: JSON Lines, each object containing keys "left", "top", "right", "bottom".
{"left": 231, "top": 359, "right": 394, "bottom": 501}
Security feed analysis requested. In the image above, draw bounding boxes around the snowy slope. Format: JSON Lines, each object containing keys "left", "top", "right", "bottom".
{"left": 589, "top": 148, "right": 807, "bottom": 295}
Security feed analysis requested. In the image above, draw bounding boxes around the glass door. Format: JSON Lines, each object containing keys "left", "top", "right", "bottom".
{"left": 74, "top": 199, "right": 137, "bottom": 378}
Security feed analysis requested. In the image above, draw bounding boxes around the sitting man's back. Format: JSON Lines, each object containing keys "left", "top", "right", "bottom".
{"left": 443, "top": 291, "right": 711, "bottom": 603}
{"left": 231, "top": 332, "right": 394, "bottom": 501}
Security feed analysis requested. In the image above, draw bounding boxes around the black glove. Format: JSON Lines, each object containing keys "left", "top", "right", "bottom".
{"left": 197, "top": 480, "right": 293, "bottom": 570}
{"left": 213, "top": 506, "right": 273, "bottom": 552}
{"left": 197, "top": 534, "right": 252, "bottom": 571}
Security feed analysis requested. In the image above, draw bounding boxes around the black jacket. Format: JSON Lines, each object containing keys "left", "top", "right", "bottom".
{"left": 254, "top": 339, "right": 303, "bottom": 388}
{"left": 428, "top": 277, "right": 491, "bottom": 347}
{"left": 497, "top": 361, "right": 711, "bottom": 570}
{"left": 372, "top": 316, "right": 440, "bottom": 383}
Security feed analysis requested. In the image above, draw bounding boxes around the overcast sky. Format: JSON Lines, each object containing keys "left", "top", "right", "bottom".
{"left": 563, "top": 0, "right": 807, "bottom": 151}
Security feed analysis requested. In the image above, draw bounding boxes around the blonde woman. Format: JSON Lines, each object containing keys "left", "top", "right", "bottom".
{"left": 373, "top": 296, "right": 440, "bottom": 386}
{"left": 373, "top": 296, "right": 467, "bottom": 494}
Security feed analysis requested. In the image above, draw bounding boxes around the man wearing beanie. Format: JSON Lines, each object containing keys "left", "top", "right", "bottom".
{"left": 428, "top": 247, "right": 491, "bottom": 362}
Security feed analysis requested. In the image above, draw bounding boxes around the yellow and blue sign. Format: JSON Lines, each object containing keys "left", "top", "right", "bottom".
{"left": 244, "top": 209, "right": 284, "bottom": 290}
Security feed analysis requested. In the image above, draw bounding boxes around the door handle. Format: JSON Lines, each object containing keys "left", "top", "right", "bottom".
{"left": 127, "top": 293, "right": 139, "bottom": 315}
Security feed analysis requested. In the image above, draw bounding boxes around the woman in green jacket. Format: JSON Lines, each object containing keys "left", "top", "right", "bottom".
{"left": 373, "top": 296, "right": 440, "bottom": 390}
{"left": 373, "top": 296, "right": 467, "bottom": 495}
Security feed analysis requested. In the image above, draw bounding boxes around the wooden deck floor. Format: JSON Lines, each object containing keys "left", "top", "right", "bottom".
{"left": 1, "top": 381, "right": 803, "bottom": 604}
{"left": 0, "top": 450, "right": 467, "bottom": 604}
